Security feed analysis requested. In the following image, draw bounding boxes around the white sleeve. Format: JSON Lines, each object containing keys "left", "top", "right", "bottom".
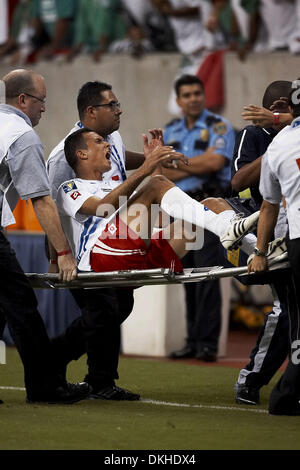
{"left": 56, "top": 180, "right": 95, "bottom": 222}
{"left": 259, "top": 153, "right": 282, "bottom": 204}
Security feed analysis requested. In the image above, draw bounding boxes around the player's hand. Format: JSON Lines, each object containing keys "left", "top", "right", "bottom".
{"left": 247, "top": 255, "right": 268, "bottom": 274}
{"left": 270, "top": 97, "right": 289, "bottom": 113}
{"left": 142, "top": 146, "right": 189, "bottom": 175}
{"left": 57, "top": 253, "right": 77, "bottom": 282}
{"left": 242, "top": 105, "right": 274, "bottom": 127}
{"left": 143, "top": 129, "right": 164, "bottom": 157}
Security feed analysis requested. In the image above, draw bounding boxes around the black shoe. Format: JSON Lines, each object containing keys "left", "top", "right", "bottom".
{"left": 27, "top": 382, "right": 91, "bottom": 404}
{"left": 88, "top": 385, "right": 140, "bottom": 401}
{"left": 169, "top": 346, "right": 195, "bottom": 359}
{"left": 235, "top": 384, "right": 260, "bottom": 405}
{"left": 0, "top": 399, "right": 3, "bottom": 404}
{"left": 195, "top": 347, "right": 217, "bottom": 362}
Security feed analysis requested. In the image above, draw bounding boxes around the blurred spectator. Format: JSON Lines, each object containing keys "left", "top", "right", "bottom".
{"left": 67, "top": 0, "right": 128, "bottom": 62}
{"left": 258, "top": 0, "right": 300, "bottom": 54}
{"left": 232, "top": 0, "right": 300, "bottom": 56}
{"left": 153, "top": 0, "right": 216, "bottom": 115}
{"left": 0, "top": 0, "right": 35, "bottom": 65}
{"left": 0, "top": 1, "right": 8, "bottom": 46}
{"left": 121, "top": 0, "right": 176, "bottom": 52}
{"left": 31, "top": 0, "right": 77, "bottom": 60}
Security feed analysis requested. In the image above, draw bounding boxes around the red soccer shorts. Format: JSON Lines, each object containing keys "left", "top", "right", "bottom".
{"left": 90, "top": 215, "right": 183, "bottom": 273}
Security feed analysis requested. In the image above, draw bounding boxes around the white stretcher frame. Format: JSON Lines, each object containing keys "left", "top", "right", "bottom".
{"left": 25, "top": 253, "right": 289, "bottom": 289}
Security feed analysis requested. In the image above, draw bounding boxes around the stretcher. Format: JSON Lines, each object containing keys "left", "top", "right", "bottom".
{"left": 25, "top": 253, "right": 289, "bottom": 289}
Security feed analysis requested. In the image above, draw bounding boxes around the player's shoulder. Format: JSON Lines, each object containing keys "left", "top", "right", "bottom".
{"left": 204, "top": 110, "right": 233, "bottom": 135}
{"left": 164, "top": 117, "right": 182, "bottom": 130}
{"left": 58, "top": 178, "right": 80, "bottom": 194}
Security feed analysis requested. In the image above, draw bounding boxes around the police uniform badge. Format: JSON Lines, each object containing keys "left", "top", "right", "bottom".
{"left": 213, "top": 121, "right": 227, "bottom": 136}
{"left": 63, "top": 181, "right": 77, "bottom": 193}
{"left": 200, "top": 129, "right": 209, "bottom": 142}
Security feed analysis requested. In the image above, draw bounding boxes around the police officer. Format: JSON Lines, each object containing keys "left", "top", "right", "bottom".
{"left": 164, "top": 74, "right": 235, "bottom": 361}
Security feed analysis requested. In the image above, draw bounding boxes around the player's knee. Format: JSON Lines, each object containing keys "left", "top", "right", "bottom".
{"left": 201, "top": 197, "right": 226, "bottom": 213}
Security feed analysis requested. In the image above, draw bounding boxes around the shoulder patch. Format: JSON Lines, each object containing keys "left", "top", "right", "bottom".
{"left": 213, "top": 121, "right": 227, "bottom": 136}
{"left": 63, "top": 181, "right": 78, "bottom": 193}
{"left": 205, "top": 115, "right": 220, "bottom": 127}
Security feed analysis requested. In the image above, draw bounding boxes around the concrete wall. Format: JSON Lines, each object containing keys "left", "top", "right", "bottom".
{"left": 0, "top": 53, "right": 181, "bottom": 157}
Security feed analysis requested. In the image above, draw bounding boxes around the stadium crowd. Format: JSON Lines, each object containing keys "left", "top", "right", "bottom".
{"left": 0, "top": 0, "right": 299, "bottom": 66}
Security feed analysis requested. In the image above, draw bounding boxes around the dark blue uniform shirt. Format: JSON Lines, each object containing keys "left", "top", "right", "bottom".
{"left": 231, "top": 125, "right": 277, "bottom": 208}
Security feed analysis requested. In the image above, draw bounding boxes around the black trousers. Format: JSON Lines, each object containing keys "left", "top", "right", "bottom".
{"left": 269, "top": 238, "right": 300, "bottom": 414}
{"left": 0, "top": 232, "right": 60, "bottom": 396}
{"left": 237, "top": 278, "right": 290, "bottom": 389}
{"left": 181, "top": 230, "right": 221, "bottom": 352}
{"left": 51, "top": 286, "right": 134, "bottom": 389}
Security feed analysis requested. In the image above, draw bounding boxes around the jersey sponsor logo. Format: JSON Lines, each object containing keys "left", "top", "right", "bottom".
{"left": 213, "top": 121, "right": 227, "bottom": 135}
{"left": 63, "top": 181, "right": 77, "bottom": 193}
{"left": 70, "top": 191, "right": 81, "bottom": 200}
{"left": 296, "top": 158, "right": 300, "bottom": 170}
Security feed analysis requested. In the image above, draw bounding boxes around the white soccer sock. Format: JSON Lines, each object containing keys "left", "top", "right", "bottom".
{"left": 239, "top": 232, "right": 257, "bottom": 255}
{"left": 160, "top": 186, "right": 235, "bottom": 238}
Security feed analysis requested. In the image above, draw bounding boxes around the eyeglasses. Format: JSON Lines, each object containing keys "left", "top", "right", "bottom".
{"left": 24, "top": 92, "right": 46, "bottom": 104}
{"left": 92, "top": 101, "right": 121, "bottom": 111}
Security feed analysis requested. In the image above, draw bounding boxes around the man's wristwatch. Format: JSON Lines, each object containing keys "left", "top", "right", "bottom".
{"left": 254, "top": 247, "right": 266, "bottom": 257}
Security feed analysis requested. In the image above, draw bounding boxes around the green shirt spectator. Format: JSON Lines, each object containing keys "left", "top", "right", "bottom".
{"left": 32, "top": 0, "right": 77, "bottom": 37}
{"left": 73, "top": 0, "right": 127, "bottom": 53}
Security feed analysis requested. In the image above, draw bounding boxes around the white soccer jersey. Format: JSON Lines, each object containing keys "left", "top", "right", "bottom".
{"left": 47, "top": 122, "right": 127, "bottom": 201}
{"left": 260, "top": 117, "right": 300, "bottom": 240}
{"left": 57, "top": 178, "right": 127, "bottom": 271}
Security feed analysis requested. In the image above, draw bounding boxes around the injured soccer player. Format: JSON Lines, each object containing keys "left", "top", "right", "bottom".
{"left": 56, "top": 128, "right": 260, "bottom": 274}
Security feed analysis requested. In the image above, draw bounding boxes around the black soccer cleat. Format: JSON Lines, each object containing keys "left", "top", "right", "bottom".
{"left": 88, "top": 385, "right": 140, "bottom": 401}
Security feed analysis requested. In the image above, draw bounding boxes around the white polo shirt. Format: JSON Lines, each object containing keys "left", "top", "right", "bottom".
{"left": 260, "top": 117, "right": 300, "bottom": 240}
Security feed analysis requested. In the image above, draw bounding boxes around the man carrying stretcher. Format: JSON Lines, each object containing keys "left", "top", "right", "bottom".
{"left": 56, "top": 128, "right": 271, "bottom": 274}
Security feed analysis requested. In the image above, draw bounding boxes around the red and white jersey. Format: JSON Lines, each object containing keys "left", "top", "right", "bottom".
{"left": 56, "top": 178, "right": 127, "bottom": 271}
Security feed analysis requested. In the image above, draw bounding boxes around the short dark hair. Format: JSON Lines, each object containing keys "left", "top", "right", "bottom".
{"left": 262, "top": 80, "right": 292, "bottom": 109}
{"left": 289, "top": 78, "right": 300, "bottom": 118}
{"left": 174, "top": 74, "right": 204, "bottom": 97}
{"left": 77, "top": 81, "right": 112, "bottom": 120}
{"left": 64, "top": 128, "right": 93, "bottom": 172}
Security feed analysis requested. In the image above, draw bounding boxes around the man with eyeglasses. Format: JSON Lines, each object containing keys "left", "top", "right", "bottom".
{"left": 46, "top": 81, "right": 162, "bottom": 400}
{"left": 0, "top": 68, "right": 91, "bottom": 404}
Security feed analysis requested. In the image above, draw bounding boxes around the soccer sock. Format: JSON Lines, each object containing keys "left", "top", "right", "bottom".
{"left": 160, "top": 186, "right": 235, "bottom": 238}
{"left": 239, "top": 232, "right": 257, "bottom": 255}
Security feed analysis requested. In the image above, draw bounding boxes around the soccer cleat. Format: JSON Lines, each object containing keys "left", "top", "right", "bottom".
{"left": 88, "top": 385, "right": 140, "bottom": 401}
{"left": 26, "top": 382, "right": 91, "bottom": 404}
{"left": 247, "top": 237, "right": 287, "bottom": 265}
{"left": 220, "top": 211, "right": 260, "bottom": 250}
{"left": 235, "top": 384, "right": 260, "bottom": 405}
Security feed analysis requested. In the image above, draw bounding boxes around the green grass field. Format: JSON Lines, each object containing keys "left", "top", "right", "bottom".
{"left": 0, "top": 347, "right": 299, "bottom": 450}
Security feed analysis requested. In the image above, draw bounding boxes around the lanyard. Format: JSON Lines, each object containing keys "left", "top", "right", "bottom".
{"left": 77, "top": 122, "right": 127, "bottom": 181}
